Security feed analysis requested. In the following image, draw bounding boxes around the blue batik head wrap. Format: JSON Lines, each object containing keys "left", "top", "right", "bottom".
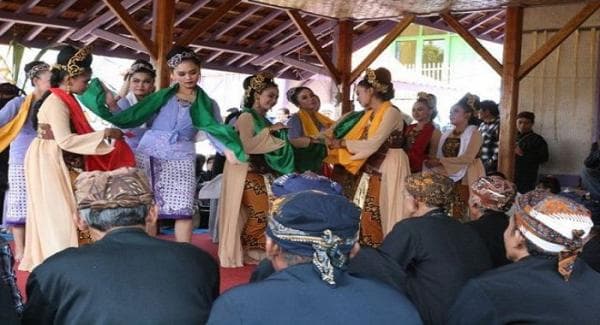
{"left": 266, "top": 190, "right": 360, "bottom": 285}
{"left": 272, "top": 171, "right": 343, "bottom": 197}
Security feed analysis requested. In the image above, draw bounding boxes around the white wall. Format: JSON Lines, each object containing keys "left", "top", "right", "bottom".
{"left": 519, "top": 3, "right": 600, "bottom": 176}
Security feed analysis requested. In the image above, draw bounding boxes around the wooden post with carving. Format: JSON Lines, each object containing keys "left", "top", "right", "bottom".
{"left": 335, "top": 20, "right": 353, "bottom": 114}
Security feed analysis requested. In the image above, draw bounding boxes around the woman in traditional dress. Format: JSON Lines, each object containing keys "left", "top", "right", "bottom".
{"left": 19, "top": 46, "right": 124, "bottom": 271}
{"left": 218, "top": 71, "right": 295, "bottom": 267}
{"left": 79, "top": 45, "right": 242, "bottom": 244}
{"left": 114, "top": 59, "right": 155, "bottom": 150}
{"left": 286, "top": 87, "right": 334, "bottom": 173}
{"left": 403, "top": 92, "right": 441, "bottom": 173}
{"left": 0, "top": 61, "right": 51, "bottom": 261}
{"left": 325, "top": 67, "right": 410, "bottom": 247}
{"left": 424, "top": 93, "right": 485, "bottom": 220}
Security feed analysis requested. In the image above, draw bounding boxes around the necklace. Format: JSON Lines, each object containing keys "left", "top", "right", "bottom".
{"left": 176, "top": 90, "right": 196, "bottom": 103}
{"left": 452, "top": 128, "right": 465, "bottom": 137}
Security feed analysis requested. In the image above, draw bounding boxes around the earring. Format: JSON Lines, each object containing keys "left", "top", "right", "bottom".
{"left": 66, "top": 82, "right": 72, "bottom": 94}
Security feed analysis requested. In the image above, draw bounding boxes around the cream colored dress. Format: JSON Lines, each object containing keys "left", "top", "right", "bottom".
{"left": 217, "top": 112, "right": 284, "bottom": 268}
{"left": 19, "top": 93, "right": 113, "bottom": 272}
{"left": 345, "top": 107, "right": 411, "bottom": 236}
{"left": 438, "top": 130, "right": 485, "bottom": 186}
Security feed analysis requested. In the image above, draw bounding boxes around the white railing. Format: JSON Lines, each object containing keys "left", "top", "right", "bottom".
{"left": 401, "top": 62, "right": 449, "bottom": 82}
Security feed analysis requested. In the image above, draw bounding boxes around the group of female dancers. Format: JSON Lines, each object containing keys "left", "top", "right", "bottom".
{"left": 0, "top": 44, "right": 484, "bottom": 271}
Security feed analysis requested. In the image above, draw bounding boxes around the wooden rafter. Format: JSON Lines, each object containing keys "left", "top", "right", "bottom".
{"left": 103, "top": 0, "right": 157, "bottom": 58}
{"left": 24, "top": 0, "right": 79, "bottom": 41}
{"left": 176, "top": 0, "right": 241, "bottom": 46}
{"left": 71, "top": 0, "right": 142, "bottom": 41}
{"left": 210, "top": 6, "right": 259, "bottom": 40}
{"left": 518, "top": 1, "right": 600, "bottom": 80}
{"left": 275, "top": 55, "right": 329, "bottom": 76}
{"left": 468, "top": 10, "right": 503, "bottom": 31}
{"left": 232, "top": 11, "right": 280, "bottom": 44}
{"left": 91, "top": 29, "right": 144, "bottom": 51}
{"left": 350, "top": 14, "right": 415, "bottom": 83}
{"left": 0, "top": 0, "right": 42, "bottom": 36}
{"left": 441, "top": 12, "right": 502, "bottom": 75}
{"left": 175, "top": 0, "right": 211, "bottom": 26}
{"left": 252, "top": 20, "right": 335, "bottom": 66}
{"left": 0, "top": 11, "right": 80, "bottom": 29}
{"left": 287, "top": 10, "right": 339, "bottom": 82}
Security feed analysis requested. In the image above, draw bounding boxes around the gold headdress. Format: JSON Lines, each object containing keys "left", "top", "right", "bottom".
{"left": 53, "top": 45, "right": 93, "bottom": 77}
{"left": 417, "top": 91, "right": 437, "bottom": 110}
{"left": 464, "top": 93, "right": 480, "bottom": 111}
{"left": 244, "top": 71, "right": 275, "bottom": 100}
{"left": 365, "top": 68, "right": 389, "bottom": 94}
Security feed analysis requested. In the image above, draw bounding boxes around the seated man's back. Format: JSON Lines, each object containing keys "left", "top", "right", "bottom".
{"left": 449, "top": 257, "right": 600, "bottom": 325}
{"left": 209, "top": 263, "right": 421, "bottom": 324}
{"left": 24, "top": 228, "right": 219, "bottom": 325}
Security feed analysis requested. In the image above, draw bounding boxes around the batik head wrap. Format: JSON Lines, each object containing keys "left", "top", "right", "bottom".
{"left": 266, "top": 190, "right": 360, "bottom": 286}
{"left": 75, "top": 167, "right": 154, "bottom": 210}
{"left": 514, "top": 190, "right": 593, "bottom": 280}
{"left": 405, "top": 172, "right": 454, "bottom": 209}
{"left": 470, "top": 176, "right": 517, "bottom": 212}
{"left": 272, "top": 172, "right": 343, "bottom": 197}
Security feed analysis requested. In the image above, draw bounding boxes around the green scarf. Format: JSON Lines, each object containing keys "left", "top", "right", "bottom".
{"left": 79, "top": 78, "right": 247, "bottom": 162}
{"left": 333, "top": 111, "right": 365, "bottom": 139}
{"left": 294, "top": 144, "right": 326, "bottom": 173}
{"left": 242, "top": 108, "right": 295, "bottom": 175}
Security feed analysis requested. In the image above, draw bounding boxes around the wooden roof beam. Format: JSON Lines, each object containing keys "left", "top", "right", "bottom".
{"left": 270, "top": 16, "right": 321, "bottom": 48}
{"left": 232, "top": 11, "right": 280, "bottom": 44}
{"left": 468, "top": 10, "right": 503, "bottom": 31}
{"left": 287, "top": 10, "right": 339, "bottom": 82}
{"left": 210, "top": 5, "right": 259, "bottom": 40}
{"left": 176, "top": 0, "right": 241, "bottom": 46}
{"left": 0, "top": 11, "right": 81, "bottom": 30}
{"left": 91, "top": 29, "right": 145, "bottom": 52}
{"left": 103, "top": 0, "right": 157, "bottom": 58}
{"left": 518, "top": 1, "right": 600, "bottom": 80}
{"left": 71, "top": 0, "right": 143, "bottom": 41}
{"left": 481, "top": 21, "right": 505, "bottom": 36}
{"left": 441, "top": 12, "right": 502, "bottom": 75}
{"left": 24, "top": 0, "right": 78, "bottom": 41}
{"left": 275, "top": 55, "right": 329, "bottom": 76}
{"left": 175, "top": 0, "right": 211, "bottom": 26}
{"left": 251, "top": 20, "right": 335, "bottom": 65}
{"left": 350, "top": 14, "right": 415, "bottom": 83}
{"left": 105, "top": 0, "right": 152, "bottom": 30}
{"left": 0, "top": 0, "right": 42, "bottom": 36}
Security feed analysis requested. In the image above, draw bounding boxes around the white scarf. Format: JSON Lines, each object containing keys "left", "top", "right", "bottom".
{"left": 125, "top": 91, "right": 138, "bottom": 106}
{"left": 437, "top": 125, "right": 477, "bottom": 182}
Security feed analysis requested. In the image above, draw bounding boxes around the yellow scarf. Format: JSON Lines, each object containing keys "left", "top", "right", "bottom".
{"left": 0, "top": 94, "right": 33, "bottom": 153}
{"left": 297, "top": 109, "right": 334, "bottom": 137}
{"left": 325, "top": 101, "right": 391, "bottom": 174}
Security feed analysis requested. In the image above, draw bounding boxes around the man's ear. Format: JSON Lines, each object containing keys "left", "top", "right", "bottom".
{"left": 349, "top": 242, "right": 360, "bottom": 259}
{"left": 146, "top": 204, "right": 158, "bottom": 226}
{"left": 265, "top": 236, "right": 280, "bottom": 259}
{"left": 73, "top": 211, "right": 89, "bottom": 231}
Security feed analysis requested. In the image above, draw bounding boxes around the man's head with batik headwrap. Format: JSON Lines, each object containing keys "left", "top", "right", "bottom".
{"left": 404, "top": 172, "right": 454, "bottom": 216}
{"left": 266, "top": 190, "right": 360, "bottom": 286}
{"left": 504, "top": 189, "right": 593, "bottom": 280}
{"left": 74, "top": 167, "right": 156, "bottom": 240}
{"left": 469, "top": 176, "right": 517, "bottom": 218}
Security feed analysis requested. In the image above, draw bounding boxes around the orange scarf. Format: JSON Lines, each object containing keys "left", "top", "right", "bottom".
{"left": 325, "top": 101, "right": 391, "bottom": 174}
{"left": 0, "top": 94, "right": 33, "bottom": 153}
{"left": 297, "top": 109, "right": 334, "bottom": 137}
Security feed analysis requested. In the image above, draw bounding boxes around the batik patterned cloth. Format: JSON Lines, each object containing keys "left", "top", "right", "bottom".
{"left": 3, "top": 164, "right": 27, "bottom": 225}
{"left": 241, "top": 171, "right": 273, "bottom": 252}
{"left": 137, "top": 153, "right": 195, "bottom": 219}
{"left": 470, "top": 176, "right": 517, "bottom": 212}
{"left": 515, "top": 191, "right": 593, "bottom": 280}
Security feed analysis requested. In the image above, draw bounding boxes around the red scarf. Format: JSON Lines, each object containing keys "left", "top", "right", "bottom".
{"left": 404, "top": 122, "right": 435, "bottom": 173}
{"left": 50, "top": 88, "right": 136, "bottom": 171}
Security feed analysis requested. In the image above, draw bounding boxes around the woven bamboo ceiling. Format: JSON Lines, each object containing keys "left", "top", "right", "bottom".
{"left": 0, "top": 0, "right": 582, "bottom": 80}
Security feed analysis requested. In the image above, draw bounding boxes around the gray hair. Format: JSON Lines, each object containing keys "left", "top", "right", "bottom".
{"left": 79, "top": 205, "right": 149, "bottom": 232}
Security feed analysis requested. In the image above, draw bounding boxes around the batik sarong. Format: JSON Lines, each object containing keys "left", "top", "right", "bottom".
{"left": 354, "top": 171, "right": 383, "bottom": 247}
{"left": 241, "top": 171, "right": 273, "bottom": 252}
{"left": 138, "top": 153, "right": 195, "bottom": 220}
{"left": 3, "top": 164, "right": 27, "bottom": 226}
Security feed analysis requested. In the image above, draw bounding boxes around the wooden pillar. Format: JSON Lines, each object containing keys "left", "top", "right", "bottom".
{"left": 153, "top": 0, "right": 175, "bottom": 88}
{"left": 498, "top": 6, "right": 523, "bottom": 181}
{"left": 335, "top": 20, "right": 353, "bottom": 114}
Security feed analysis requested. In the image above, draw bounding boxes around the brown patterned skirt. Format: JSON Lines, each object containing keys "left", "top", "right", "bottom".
{"left": 355, "top": 171, "right": 384, "bottom": 247}
{"left": 241, "top": 171, "right": 272, "bottom": 252}
{"left": 451, "top": 183, "right": 470, "bottom": 222}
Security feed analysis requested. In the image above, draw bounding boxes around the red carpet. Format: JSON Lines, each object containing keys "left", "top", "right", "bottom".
{"left": 13, "top": 233, "right": 256, "bottom": 300}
